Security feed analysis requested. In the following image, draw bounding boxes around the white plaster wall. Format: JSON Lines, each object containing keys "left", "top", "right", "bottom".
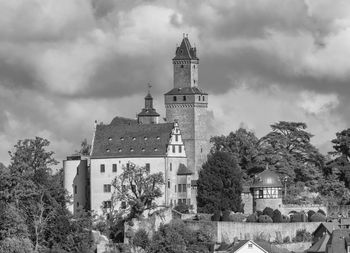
{"left": 236, "top": 242, "right": 266, "bottom": 253}
{"left": 90, "top": 157, "right": 167, "bottom": 215}
{"left": 63, "top": 159, "right": 80, "bottom": 213}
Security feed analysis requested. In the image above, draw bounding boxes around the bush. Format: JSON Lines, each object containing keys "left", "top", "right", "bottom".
{"left": 221, "top": 210, "right": 231, "bottom": 221}
{"left": 294, "top": 229, "right": 312, "bottom": 242}
{"left": 310, "top": 213, "right": 327, "bottom": 222}
{"left": 258, "top": 215, "right": 273, "bottom": 223}
{"left": 272, "top": 209, "right": 282, "bottom": 223}
{"left": 317, "top": 209, "right": 326, "bottom": 216}
{"left": 283, "top": 236, "right": 291, "bottom": 243}
{"left": 262, "top": 207, "right": 274, "bottom": 218}
{"left": 174, "top": 203, "right": 190, "bottom": 214}
{"left": 291, "top": 212, "right": 307, "bottom": 222}
{"left": 281, "top": 215, "right": 290, "bottom": 223}
{"left": 0, "top": 238, "right": 33, "bottom": 253}
{"left": 307, "top": 210, "right": 316, "bottom": 222}
{"left": 246, "top": 214, "right": 257, "bottom": 222}
{"left": 211, "top": 210, "right": 221, "bottom": 221}
{"left": 133, "top": 229, "right": 149, "bottom": 249}
{"left": 256, "top": 210, "right": 263, "bottom": 217}
{"left": 229, "top": 213, "right": 246, "bottom": 222}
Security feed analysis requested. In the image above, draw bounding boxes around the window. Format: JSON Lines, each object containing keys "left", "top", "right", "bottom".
{"left": 103, "top": 184, "right": 111, "bottom": 193}
{"left": 175, "top": 185, "right": 177, "bottom": 192}
{"left": 168, "top": 180, "right": 170, "bottom": 188}
{"left": 172, "top": 145, "right": 176, "bottom": 153}
{"left": 77, "top": 202, "right": 79, "bottom": 207}
{"left": 259, "top": 189, "right": 263, "bottom": 199}
{"left": 193, "top": 80, "right": 196, "bottom": 84}
{"left": 180, "top": 64, "right": 184, "bottom": 68}
{"left": 173, "top": 96, "right": 177, "bottom": 101}
{"left": 248, "top": 243, "right": 253, "bottom": 248}
{"left": 100, "top": 164, "right": 105, "bottom": 173}
{"left": 179, "top": 145, "right": 182, "bottom": 153}
{"left": 183, "top": 96, "right": 186, "bottom": 101}
{"left": 170, "top": 163, "right": 172, "bottom": 171}
{"left": 202, "top": 96, "right": 205, "bottom": 101}
{"left": 175, "top": 135, "right": 178, "bottom": 141}
{"left": 74, "top": 185, "right": 77, "bottom": 194}
{"left": 77, "top": 167, "right": 79, "bottom": 175}
{"left": 145, "top": 163, "right": 150, "bottom": 170}
{"left": 187, "top": 199, "right": 191, "bottom": 205}
{"left": 103, "top": 201, "right": 111, "bottom": 209}
{"left": 112, "top": 164, "right": 117, "bottom": 173}
{"left": 178, "top": 184, "right": 181, "bottom": 192}
{"left": 182, "top": 184, "right": 187, "bottom": 193}
{"left": 198, "top": 96, "right": 201, "bottom": 101}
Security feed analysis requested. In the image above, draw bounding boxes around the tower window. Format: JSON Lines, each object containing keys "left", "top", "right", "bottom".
{"left": 179, "top": 145, "right": 182, "bottom": 153}
{"left": 173, "top": 96, "right": 177, "bottom": 101}
{"left": 77, "top": 167, "right": 79, "bottom": 175}
{"left": 202, "top": 96, "right": 205, "bottom": 101}
{"left": 172, "top": 145, "right": 176, "bottom": 153}
{"left": 194, "top": 80, "right": 196, "bottom": 84}
{"left": 168, "top": 180, "right": 170, "bottom": 188}
{"left": 170, "top": 163, "right": 172, "bottom": 171}
{"left": 183, "top": 96, "right": 186, "bottom": 101}
{"left": 74, "top": 185, "right": 77, "bottom": 194}
{"left": 145, "top": 163, "right": 150, "bottom": 170}
{"left": 175, "top": 135, "right": 178, "bottom": 141}
{"left": 181, "top": 65, "right": 184, "bottom": 68}
{"left": 198, "top": 96, "right": 201, "bottom": 101}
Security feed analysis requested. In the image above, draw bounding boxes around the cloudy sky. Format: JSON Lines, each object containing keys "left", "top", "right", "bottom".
{"left": 1, "top": 0, "right": 350, "bottom": 166}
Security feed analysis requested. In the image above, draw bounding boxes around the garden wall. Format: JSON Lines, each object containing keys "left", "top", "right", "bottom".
{"left": 185, "top": 221, "right": 323, "bottom": 243}
{"left": 282, "top": 204, "right": 327, "bottom": 216}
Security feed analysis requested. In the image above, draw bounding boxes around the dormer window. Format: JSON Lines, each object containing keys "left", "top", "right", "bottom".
{"left": 154, "top": 148, "right": 158, "bottom": 151}
{"left": 144, "top": 136, "right": 148, "bottom": 140}
{"left": 132, "top": 137, "right": 136, "bottom": 141}
{"left": 156, "top": 136, "right": 160, "bottom": 140}
{"left": 108, "top": 137, "right": 112, "bottom": 141}
{"left": 130, "top": 148, "right": 134, "bottom": 152}
{"left": 120, "top": 137, "right": 124, "bottom": 141}
{"left": 118, "top": 148, "right": 122, "bottom": 152}
{"left": 106, "top": 149, "right": 110, "bottom": 153}
{"left": 141, "top": 148, "right": 145, "bottom": 152}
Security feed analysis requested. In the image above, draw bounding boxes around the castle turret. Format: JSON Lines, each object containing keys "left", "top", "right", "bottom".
{"left": 165, "top": 35, "right": 210, "bottom": 178}
{"left": 137, "top": 90, "right": 160, "bottom": 124}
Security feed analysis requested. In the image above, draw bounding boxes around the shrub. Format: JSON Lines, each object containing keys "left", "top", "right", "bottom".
{"left": 317, "top": 209, "right": 326, "bottom": 216}
{"left": 310, "top": 213, "right": 327, "bottom": 222}
{"left": 262, "top": 207, "right": 274, "bottom": 218}
{"left": 221, "top": 210, "right": 231, "bottom": 221}
{"left": 281, "top": 215, "right": 290, "bottom": 223}
{"left": 133, "top": 229, "right": 149, "bottom": 249}
{"left": 0, "top": 238, "right": 33, "bottom": 253}
{"left": 256, "top": 210, "right": 263, "bottom": 217}
{"left": 283, "top": 236, "right": 291, "bottom": 243}
{"left": 211, "top": 210, "right": 221, "bottom": 221}
{"left": 291, "top": 212, "right": 307, "bottom": 222}
{"left": 272, "top": 209, "right": 282, "bottom": 223}
{"left": 174, "top": 203, "right": 191, "bottom": 214}
{"left": 229, "top": 213, "right": 246, "bottom": 222}
{"left": 294, "top": 229, "right": 312, "bottom": 242}
{"left": 246, "top": 214, "right": 257, "bottom": 222}
{"left": 258, "top": 215, "right": 273, "bottom": 223}
{"left": 307, "top": 210, "right": 316, "bottom": 222}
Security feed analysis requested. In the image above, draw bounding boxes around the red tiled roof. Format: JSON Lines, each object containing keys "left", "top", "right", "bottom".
{"left": 91, "top": 120, "right": 174, "bottom": 158}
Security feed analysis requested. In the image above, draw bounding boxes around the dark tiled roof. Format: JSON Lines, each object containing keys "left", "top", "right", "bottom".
{"left": 173, "top": 37, "right": 198, "bottom": 60}
{"left": 137, "top": 108, "right": 160, "bottom": 117}
{"left": 165, "top": 87, "right": 207, "bottom": 95}
{"left": 327, "top": 229, "right": 350, "bottom": 253}
{"left": 307, "top": 233, "right": 330, "bottom": 253}
{"left": 91, "top": 121, "right": 174, "bottom": 158}
{"left": 110, "top": 116, "right": 137, "bottom": 126}
{"left": 177, "top": 163, "right": 193, "bottom": 175}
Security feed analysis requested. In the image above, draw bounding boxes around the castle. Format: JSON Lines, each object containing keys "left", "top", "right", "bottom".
{"left": 63, "top": 35, "right": 210, "bottom": 215}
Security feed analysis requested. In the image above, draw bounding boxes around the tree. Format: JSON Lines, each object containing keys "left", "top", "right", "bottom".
{"left": 197, "top": 151, "right": 243, "bottom": 213}
{"left": 210, "top": 128, "right": 261, "bottom": 179}
{"left": 111, "top": 162, "right": 164, "bottom": 219}
{"left": 258, "top": 122, "right": 324, "bottom": 184}
{"left": 76, "top": 138, "right": 91, "bottom": 156}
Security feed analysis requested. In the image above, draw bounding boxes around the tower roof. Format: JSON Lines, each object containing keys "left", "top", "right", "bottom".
{"left": 252, "top": 166, "right": 283, "bottom": 188}
{"left": 137, "top": 90, "right": 160, "bottom": 117}
{"left": 173, "top": 36, "right": 198, "bottom": 60}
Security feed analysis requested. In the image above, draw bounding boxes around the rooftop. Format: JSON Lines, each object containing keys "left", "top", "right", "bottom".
{"left": 252, "top": 167, "right": 283, "bottom": 188}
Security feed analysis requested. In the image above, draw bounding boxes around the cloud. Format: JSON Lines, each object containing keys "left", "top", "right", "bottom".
{"left": 0, "top": 0, "right": 350, "bottom": 166}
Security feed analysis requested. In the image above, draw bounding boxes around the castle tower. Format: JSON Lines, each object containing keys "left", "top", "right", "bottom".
{"left": 165, "top": 35, "right": 209, "bottom": 178}
{"left": 137, "top": 89, "right": 160, "bottom": 124}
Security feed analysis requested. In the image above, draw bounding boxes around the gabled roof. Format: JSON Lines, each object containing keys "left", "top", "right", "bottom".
{"left": 177, "top": 163, "right": 193, "bottom": 175}
{"left": 313, "top": 222, "right": 340, "bottom": 236}
{"left": 327, "top": 229, "right": 350, "bottom": 253}
{"left": 91, "top": 120, "right": 174, "bottom": 158}
{"left": 173, "top": 37, "right": 198, "bottom": 60}
{"left": 165, "top": 87, "right": 207, "bottom": 95}
{"left": 110, "top": 116, "right": 138, "bottom": 126}
{"left": 307, "top": 233, "right": 330, "bottom": 253}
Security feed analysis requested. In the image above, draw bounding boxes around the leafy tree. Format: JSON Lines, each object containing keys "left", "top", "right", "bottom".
{"left": 76, "top": 138, "right": 91, "bottom": 156}
{"left": 318, "top": 172, "right": 350, "bottom": 205}
{"left": 307, "top": 210, "right": 315, "bottom": 222}
{"left": 210, "top": 128, "right": 261, "bottom": 179}
{"left": 111, "top": 162, "right": 164, "bottom": 219}
{"left": 197, "top": 151, "right": 243, "bottom": 213}
{"left": 258, "top": 122, "right": 324, "bottom": 185}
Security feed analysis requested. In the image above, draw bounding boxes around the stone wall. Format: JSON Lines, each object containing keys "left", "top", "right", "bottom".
{"left": 275, "top": 242, "right": 312, "bottom": 252}
{"left": 282, "top": 204, "right": 328, "bottom": 216}
{"left": 184, "top": 221, "right": 322, "bottom": 244}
